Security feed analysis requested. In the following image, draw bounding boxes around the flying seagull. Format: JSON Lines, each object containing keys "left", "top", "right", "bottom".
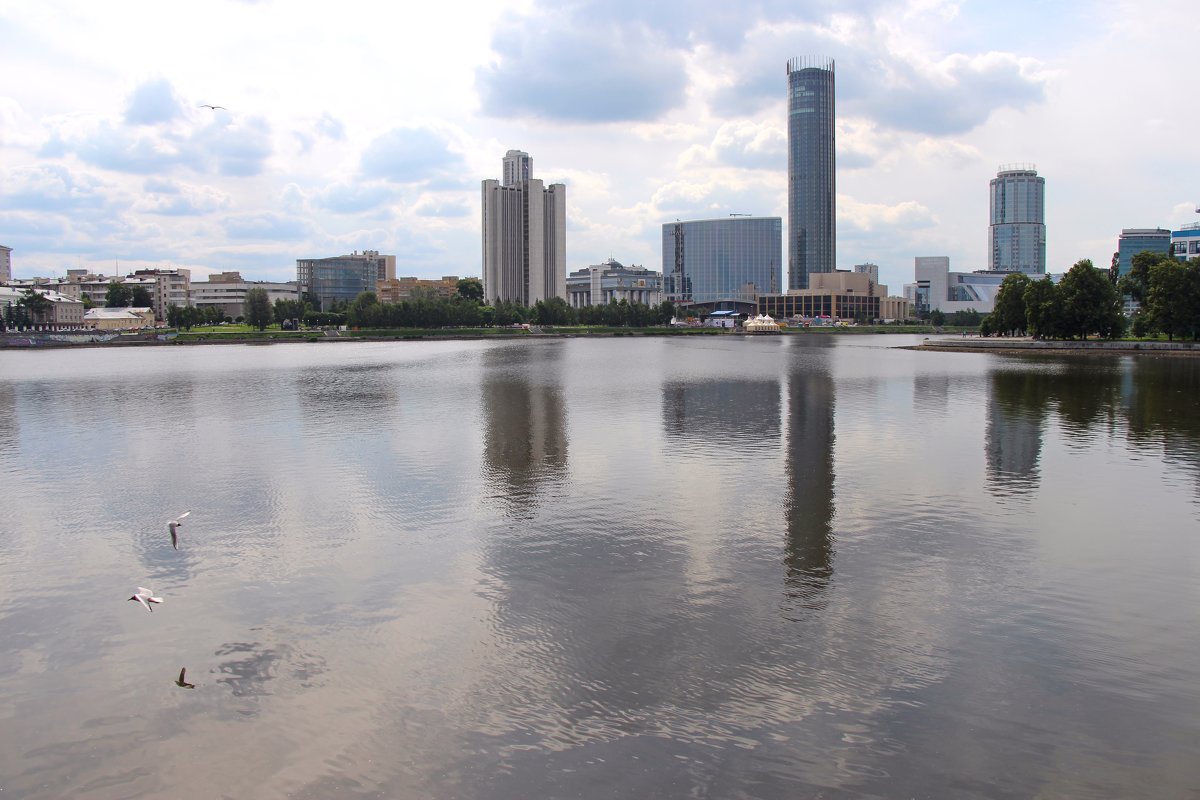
{"left": 128, "top": 587, "right": 163, "bottom": 612}
{"left": 175, "top": 668, "right": 196, "bottom": 689}
{"left": 168, "top": 511, "right": 191, "bottom": 549}
{"left": 198, "top": 104, "right": 226, "bottom": 110}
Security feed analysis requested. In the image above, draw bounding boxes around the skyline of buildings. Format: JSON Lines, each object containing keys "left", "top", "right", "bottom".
{"left": 482, "top": 150, "right": 567, "bottom": 305}
{"left": 787, "top": 57, "right": 837, "bottom": 291}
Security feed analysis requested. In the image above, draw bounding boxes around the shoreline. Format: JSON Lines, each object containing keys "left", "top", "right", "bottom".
{"left": 910, "top": 338, "right": 1200, "bottom": 358}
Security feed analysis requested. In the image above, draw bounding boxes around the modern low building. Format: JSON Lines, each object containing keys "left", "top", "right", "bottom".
{"left": 907, "top": 256, "right": 1005, "bottom": 316}
{"left": 1116, "top": 228, "right": 1172, "bottom": 277}
{"left": 1171, "top": 223, "right": 1200, "bottom": 261}
{"left": 376, "top": 275, "right": 463, "bottom": 303}
{"left": 297, "top": 251, "right": 396, "bottom": 310}
{"left": 191, "top": 272, "right": 302, "bottom": 319}
{"left": 566, "top": 258, "right": 663, "bottom": 308}
{"left": 662, "top": 216, "right": 782, "bottom": 309}
{"left": 756, "top": 271, "right": 881, "bottom": 321}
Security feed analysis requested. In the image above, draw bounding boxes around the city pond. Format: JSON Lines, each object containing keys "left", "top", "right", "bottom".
{"left": 1, "top": 334, "right": 1198, "bottom": 798}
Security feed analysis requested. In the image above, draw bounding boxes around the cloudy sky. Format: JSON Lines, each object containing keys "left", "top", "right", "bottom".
{"left": 2, "top": 0, "right": 1197, "bottom": 294}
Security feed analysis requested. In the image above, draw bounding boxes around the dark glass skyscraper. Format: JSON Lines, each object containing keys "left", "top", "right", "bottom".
{"left": 787, "top": 57, "right": 835, "bottom": 291}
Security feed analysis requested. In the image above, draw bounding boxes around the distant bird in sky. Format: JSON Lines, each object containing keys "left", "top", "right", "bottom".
{"left": 128, "top": 587, "right": 163, "bottom": 612}
{"left": 168, "top": 511, "right": 191, "bottom": 549}
{"left": 198, "top": 104, "right": 226, "bottom": 110}
{"left": 175, "top": 667, "right": 196, "bottom": 689}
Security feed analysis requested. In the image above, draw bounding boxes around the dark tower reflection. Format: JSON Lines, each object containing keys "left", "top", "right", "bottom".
{"left": 985, "top": 368, "right": 1048, "bottom": 497}
{"left": 782, "top": 359, "right": 836, "bottom": 616}
{"left": 481, "top": 344, "right": 568, "bottom": 519}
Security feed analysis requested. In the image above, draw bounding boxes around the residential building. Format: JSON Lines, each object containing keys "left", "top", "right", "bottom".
{"left": 756, "top": 271, "right": 881, "bottom": 321}
{"left": 989, "top": 164, "right": 1046, "bottom": 274}
{"left": 566, "top": 258, "right": 663, "bottom": 308}
{"left": 0, "top": 286, "right": 85, "bottom": 329}
{"left": 191, "top": 271, "right": 302, "bottom": 319}
{"left": 297, "top": 250, "right": 396, "bottom": 310}
{"left": 84, "top": 307, "right": 155, "bottom": 330}
{"left": 0, "top": 245, "right": 11, "bottom": 283}
{"left": 376, "top": 276, "right": 463, "bottom": 303}
{"left": 908, "top": 256, "right": 1006, "bottom": 315}
{"left": 481, "top": 150, "right": 566, "bottom": 305}
{"left": 662, "top": 216, "right": 782, "bottom": 308}
{"left": 1171, "top": 222, "right": 1200, "bottom": 261}
{"left": 787, "top": 56, "right": 836, "bottom": 290}
{"left": 853, "top": 262, "right": 879, "bottom": 287}
{"left": 130, "top": 268, "right": 190, "bottom": 320}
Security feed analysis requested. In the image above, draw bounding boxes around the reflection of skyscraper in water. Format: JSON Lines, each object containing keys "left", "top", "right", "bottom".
{"left": 984, "top": 370, "right": 1047, "bottom": 496}
{"left": 661, "top": 379, "right": 780, "bottom": 449}
{"left": 782, "top": 366, "right": 836, "bottom": 616}
{"left": 481, "top": 345, "right": 569, "bottom": 518}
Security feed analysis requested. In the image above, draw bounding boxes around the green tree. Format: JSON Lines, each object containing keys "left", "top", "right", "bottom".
{"left": 1022, "top": 276, "right": 1063, "bottom": 340}
{"left": 1119, "top": 250, "right": 1174, "bottom": 305}
{"left": 456, "top": 278, "right": 484, "bottom": 302}
{"left": 1144, "top": 259, "right": 1191, "bottom": 341}
{"left": 105, "top": 281, "right": 132, "bottom": 307}
{"left": 244, "top": 287, "right": 273, "bottom": 331}
{"left": 929, "top": 309, "right": 946, "bottom": 327}
{"left": 1059, "top": 258, "right": 1124, "bottom": 340}
{"left": 130, "top": 286, "right": 154, "bottom": 307}
{"left": 19, "top": 288, "right": 52, "bottom": 325}
{"left": 992, "top": 273, "right": 1031, "bottom": 335}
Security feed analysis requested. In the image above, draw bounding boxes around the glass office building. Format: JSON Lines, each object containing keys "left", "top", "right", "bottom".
{"left": 989, "top": 165, "right": 1046, "bottom": 274}
{"left": 1115, "top": 228, "right": 1172, "bottom": 277}
{"left": 296, "top": 251, "right": 395, "bottom": 310}
{"left": 662, "top": 217, "right": 782, "bottom": 306}
{"left": 787, "top": 57, "right": 836, "bottom": 290}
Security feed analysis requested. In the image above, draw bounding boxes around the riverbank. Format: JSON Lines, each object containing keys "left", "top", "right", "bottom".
{"left": 911, "top": 337, "right": 1200, "bottom": 357}
{"left": 1, "top": 324, "right": 953, "bottom": 349}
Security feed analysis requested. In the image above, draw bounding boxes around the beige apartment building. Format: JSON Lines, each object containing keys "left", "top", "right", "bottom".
{"left": 376, "top": 276, "right": 462, "bottom": 303}
{"left": 83, "top": 307, "right": 156, "bottom": 330}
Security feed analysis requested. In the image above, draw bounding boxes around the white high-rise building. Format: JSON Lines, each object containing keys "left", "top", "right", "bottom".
{"left": 502, "top": 150, "right": 532, "bottom": 188}
{"left": 482, "top": 151, "right": 566, "bottom": 305}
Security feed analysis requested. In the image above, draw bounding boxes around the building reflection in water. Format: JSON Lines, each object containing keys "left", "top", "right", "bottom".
{"left": 661, "top": 379, "right": 781, "bottom": 446}
{"left": 782, "top": 361, "right": 836, "bottom": 616}
{"left": 985, "top": 368, "right": 1048, "bottom": 497}
{"left": 480, "top": 344, "right": 569, "bottom": 519}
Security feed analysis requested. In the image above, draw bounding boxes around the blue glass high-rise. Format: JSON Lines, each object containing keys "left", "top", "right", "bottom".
{"left": 989, "top": 165, "right": 1046, "bottom": 274}
{"left": 787, "top": 57, "right": 836, "bottom": 291}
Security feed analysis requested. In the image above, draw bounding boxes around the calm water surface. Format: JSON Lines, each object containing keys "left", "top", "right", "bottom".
{"left": 1, "top": 335, "right": 1198, "bottom": 799}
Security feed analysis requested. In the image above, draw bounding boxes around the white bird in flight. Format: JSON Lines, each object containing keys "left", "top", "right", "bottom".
{"left": 198, "top": 104, "right": 226, "bottom": 110}
{"left": 128, "top": 587, "right": 163, "bottom": 612}
{"left": 168, "top": 511, "right": 191, "bottom": 549}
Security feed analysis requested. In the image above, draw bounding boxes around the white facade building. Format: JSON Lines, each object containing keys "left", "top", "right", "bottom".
{"left": 908, "top": 256, "right": 1006, "bottom": 315}
{"left": 482, "top": 151, "right": 566, "bottom": 305}
{"left": 566, "top": 258, "right": 663, "bottom": 308}
{"left": 192, "top": 272, "right": 301, "bottom": 319}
